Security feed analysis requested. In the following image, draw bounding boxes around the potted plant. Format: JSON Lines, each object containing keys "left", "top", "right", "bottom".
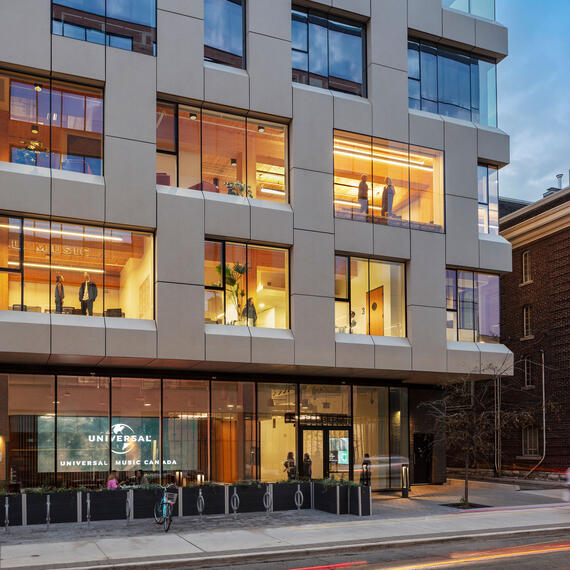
{"left": 216, "top": 262, "right": 246, "bottom": 324}
{"left": 224, "top": 181, "right": 252, "bottom": 198}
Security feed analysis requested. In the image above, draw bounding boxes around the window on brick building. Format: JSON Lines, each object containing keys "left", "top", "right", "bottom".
{"left": 522, "top": 304, "right": 532, "bottom": 338}
{"left": 522, "top": 250, "right": 531, "bottom": 283}
{"left": 523, "top": 356, "right": 533, "bottom": 387}
{"left": 522, "top": 426, "right": 539, "bottom": 457}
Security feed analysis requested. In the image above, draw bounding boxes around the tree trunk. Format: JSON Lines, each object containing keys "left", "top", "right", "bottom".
{"left": 464, "top": 451, "right": 469, "bottom": 506}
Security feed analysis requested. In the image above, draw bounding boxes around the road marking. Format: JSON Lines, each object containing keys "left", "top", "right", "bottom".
{"left": 288, "top": 562, "right": 367, "bottom": 570}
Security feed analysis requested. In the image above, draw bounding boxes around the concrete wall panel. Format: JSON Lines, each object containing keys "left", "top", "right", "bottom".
{"left": 0, "top": 163, "right": 50, "bottom": 216}
{"left": 408, "top": 0, "right": 442, "bottom": 37}
{"left": 157, "top": 0, "right": 203, "bottom": 18}
{"left": 51, "top": 171, "right": 105, "bottom": 223}
{"left": 478, "top": 126, "right": 510, "bottom": 167}
{"left": 249, "top": 200, "right": 293, "bottom": 245}
{"left": 204, "top": 193, "right": 250, "bottom": 240}
{"left": 335, "top": 219, "right": 373, "bottom": 256}
{"left": 204, "top": 62, "right": 249, "bottom": 110}
{"left": 205, "top": 324, "right": 251, "bottom": 363}
{"left": 444, "top": 118, "right": 478, "bottom": 200}
{"left": 475, "top": 18, "right": 508, "bottom": 59}
{"left": 373, "top": 336, "right": 412, "bottom": 370}
{"left": 445, "top": 195, "right": 479, "bottom": 268}
{"left": 333, "top": 93, "right": 372, "bottom": 136}
{"left": 409, "top": 110, "right": 444, "bottom": 151}
{"left": 442, "top": 8, "right": 475, "bottom": 47}
{"left": 251, "top": 328, "right": 294, "bottom": 365}
{"left": 407, "top": 231, "right": 445, "bottom": 308}
{"left": 479, "top": 233, "right": 512, "bottom": 273}
{"left": 51, "top": 315, "right": 105, "bottom": 359}
{"left": 369, "top": 0, "right": 407, "bottom": 72}
{"left": 290, "top": 169, "right": 334, "bottom": 234}
{"left": 248, "top": 0, "right": 290, "bottom": 41}
{"left": 408, "top": 305, "right": 447, "bottom": 372}
{"left": 373, "top": 225, "right": 411, "bottom": 260}
{"left": 447, "top": 341, "right": 481, "bottom": 375}
{"left": 105, "top": 318, "right": 156, "bottom": 360}
{"left": 291, "top": 230, "right": 334, "bottom": 297}
{"left": 51, "top": 36, "right": 105, "bottom": 82}
{"left": 335, "top": 333, "right": 375, "bottom": 369}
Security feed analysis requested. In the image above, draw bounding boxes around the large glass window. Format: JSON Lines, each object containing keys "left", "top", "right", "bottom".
{"left": 52, "top": 0, "right": 157, "bottom": 56}
{"left": 292, "top": 7, "right": 366, "bottom": 96}
{"left": 157, "top": 103, "right": 288, "bottom": 203}
{"left": 204, "top": 0, "right": 245, "bottom": 68}
{"left": 408, "top": 39, "right": 497, "bottom": 127}
{"left": 478, "top": 164, "right": 499, "bottom": 234}
{"left": 443, "top": 0, "right": 495, "bottom": 20}
{"left": 0, "top": 217, "right": 153, "bottom": 318}
{"left": 335, "top": 256, "right": 406, "bottom": 337}
{"left": 333, "top": 131, "right": 444, "bottom": 232}
{"left": 211, "top": 381, "right": 256, "bottom": 482}
{"left": 205, "top": 240, "right": 289, "bottom": 329}
{"left": 0, "top": 70, "right": 103, "bottom": 174}
{"left": 258, "top": 383, "right": 296, "bottom": 482}
{"left": 446, "top": 269, "right": 499, "bottom": 343}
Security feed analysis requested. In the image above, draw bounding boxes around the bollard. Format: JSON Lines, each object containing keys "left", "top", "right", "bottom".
{"left": 294, "top": 484, "right": 304, "bottom": 511}
{"left": 401, "top": 464, "right": 410, "bottom": 498}
{"left": 197, "top": 488, "right": 205, "bottom": 522}
{"left": 230, "top": 487, "right": 240, "bottom": 519}
{"left": 46, "top": 495, "right": 51, "bottom": 530}
{"left": 263, "top": 484, "right": 272, "bottom": 517}
{"left": 4, "top": 496, "right": 8, "bottom": 531}
{"left": 86, "top": 492, "right": 91, "bottom": 527}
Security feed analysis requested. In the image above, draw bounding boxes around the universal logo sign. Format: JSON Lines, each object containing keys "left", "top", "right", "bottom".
{"left": 88, "top": 423, "right": 153, "bottom": 455}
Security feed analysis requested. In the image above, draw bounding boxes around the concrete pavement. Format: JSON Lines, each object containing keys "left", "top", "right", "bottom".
{"left": 0, "top": 481, "right": 568, "bottom": 569}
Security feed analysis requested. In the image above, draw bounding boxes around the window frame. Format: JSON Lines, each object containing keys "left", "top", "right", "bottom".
{"left": 521, "top": 250, "right": 531, "bottom": 284}
{"left": 204, "top": 0, "right": 246, "bottom": 69}
{"left": 522, "top": 304, "right": 532, "bottom": 338}
{"left": 291, "top": 5, "right": 367, "bottom": 97}
{"left": 523, "top": 356, "right": 533, "bottom": 388}
{"left": 521, "top": 426, "right": 539, "bottom": 457}
{"left": 477, "top": 163, "right": 499, "bottom": 235}
{"left": 204, "top": 239, "right": 291, "bottom": 329}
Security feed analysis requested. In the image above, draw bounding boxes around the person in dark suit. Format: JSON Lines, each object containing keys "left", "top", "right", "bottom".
{"left": 54, "top": 274, "right": 64, "bottom": 314}
{"left": 79, "top": 272, "right": 98, "bottom": 316}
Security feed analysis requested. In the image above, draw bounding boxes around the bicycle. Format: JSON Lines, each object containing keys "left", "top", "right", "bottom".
{"left": 153, "top": 484, "right": 178, "bottom": 532}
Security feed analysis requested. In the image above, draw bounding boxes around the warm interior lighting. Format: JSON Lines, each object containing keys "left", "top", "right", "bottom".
{"left": 230, "top": 158, "right": 237, "bottom": 166}
{"left": 190, "top": 113, "right": 197, "bottom": 120}
{"left": 0, "top": 224, "right": 123, "bottom": 242}
{"left": 333, "top": 199, "right": 382, "bottom": 212}
{"left": 31, "top": 124, "right": 39, "bottom": 134}
{"left": 334, "top": 142, "right": 427, "bottom": 166}
{"left": 34, "top": 83, "right": 42, "bottom": 92}
{"left": 257, "top": 125, "right": 265, "bottom": 133}
{"left": 216, "top": 313, "right": 225, "bottom": 320}
{"left": 8, "top": 261, "right": 105, "bottom": 274}
{"left": 333, "top": 148, "right": 433, "bottom": 172}
{"left": 260, "top": 187, "right": 285, "bottom": 196}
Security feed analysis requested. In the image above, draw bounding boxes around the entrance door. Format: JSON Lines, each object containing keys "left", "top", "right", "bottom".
{"left": 367, "top": 286, "right": 384, "bottom": 336}
{"left": 300, "top": 428, "right": 352, "bottom": 480}
{"left": 413, "top": 433, "right": 433, "bottom": 483}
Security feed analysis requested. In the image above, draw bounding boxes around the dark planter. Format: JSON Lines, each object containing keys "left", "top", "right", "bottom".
{"left": 230, "top": 485, "right": 266, "bottom": 514}
{"left": 0, "top": 494, "right": 22, "bottom": 527}
{"left": 182, "top": 485, "right": 225, "bottom": 516}
{"left": 133, "top": 488, "right": 178, "bottom": 519}
{"left": 348, "top": 486, "right": 371, "bottom": 516}
{"left": 82, "top": 489, "right": 128, "bottom": 522}
{"left": 313, "top": 482, "right": 339, "bottom": 514}
{"left": 272, "top": 483, "right": 311, "bottom": 511}
{"left": 27, "top": 492, "right": 77, "bottom": 525}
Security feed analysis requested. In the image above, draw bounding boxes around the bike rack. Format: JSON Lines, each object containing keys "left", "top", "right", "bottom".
{"left": 230, "top": 487, "right": 240, "bottom": 519}
{"left": 263, "top": 484, "right": 272, "bottom": 517}
{"left": 125, "top": 490, "right": 133, "bottom": 525}
{"left": 4, "top": 496, "right": 8, "bottom": 531}
{"left": 196, "top": 488, "right": 205, "bottom": 522}
{"left": 86, "top": 492, "right": 91, "bottom": 527}
{"left": 46, "top": 495, "right": 51, "bottom": 530}
{"left": 294, "top": 484, "right": 304, "bottom": 511}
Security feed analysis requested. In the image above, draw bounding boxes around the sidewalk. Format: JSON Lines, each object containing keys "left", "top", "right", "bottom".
{"left": 1, "top": 482, "right": 568, "bottom": 570}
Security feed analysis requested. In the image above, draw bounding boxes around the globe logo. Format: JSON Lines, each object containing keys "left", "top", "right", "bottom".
{"left": 111, "top": 423, "right": 135, "bottom": 455}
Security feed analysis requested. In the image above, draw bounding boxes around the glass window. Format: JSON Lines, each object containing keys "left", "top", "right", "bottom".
{"left": 522, "top": 426, "right": 539, "bottom": 456}
{"left": 0, "top": 70, "right": 103, "bottom": 175}
{"left": 300, "top": 384, "right": 350, "bottom": 416}
{"left": 478, "top": 164, "right": 499, "bottom": 235}
{"left": 457, "top": 270, "right": 475, "bottom": 342}
{"left": 205, "top": 241, "right": 289, "bottom": 329}
{"left": 22, "top": 219, "right": 51, "bottom": 314}
{"left": 334, "top": 255, "right": 406, "bottom": 337}
{"left": 52, "top": 0, "right": 156, "bottom": 55}
{"left": 211, "top": 381, "right": 256, "bottom": 482}
{"left": 446, "top": 269, "right": 457, "bottom": 341}
{"left": 156, "top": 102, "right": 177, "bottom": 187}
{"left": 443, "top": 0, "right": 495, "bottom": 20}
{"left": 163, "top": 380, "right": 209, "bottom": 479}
{"left": 6, "top": 374, "right": 55, "bottom": 488}
{"left": 104, "top": 229, "right": 154, "bottom": 319}
{"left": 476, "top": 273, "right": 499, "bottom": 342}
{"left": 522, "top": 251, "right": 531, "bottom": 283}
{"left": 204, "top": 0, "right": 244, "bottom": 68}
{"left": 292, "top": 7, "right": 365, "bottom": 96}
{"left": 389, "top": 387, "right": 409, "bottom": 488}
{"left": 258, "top": 383, "right": 296, "bottom": 482}
{"left": 408, "top": 38, "right": 497, "bottom": 126}
{"left": 56, "top": 376, "right": 109, "bottom": 488}
{"left": 111, "top": 378, "right": 160, "bottom": 480}
{"left": 178, "top": 106, "right": 201, "bottom": 190}
{"left": 523, "top": 304, "right": 531, "bottom": 337}
{"left": 523, "top": 356, "right": 532, "bottom": 387}
{"left": 0, "top": 218, "right": 22, "bottom": 311}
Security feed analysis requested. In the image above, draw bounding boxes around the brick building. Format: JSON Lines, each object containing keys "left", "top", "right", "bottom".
{"left": 499, "top": 186, "right": 570, "bottom": 474}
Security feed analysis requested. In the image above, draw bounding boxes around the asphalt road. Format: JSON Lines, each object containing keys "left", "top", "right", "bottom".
{"left": 197, "top": 531, "right": 570, "bottom": 570}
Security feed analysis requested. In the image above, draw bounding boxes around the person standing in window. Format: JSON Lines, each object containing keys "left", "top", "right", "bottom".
{"left": 284, "top": 451, "right": 297, "bottom": 481}
{"left": 242, "top": 297, "right": 257, "bottom": 327}
{"left": 303, "top": 452, "right": 312, "bottom": 480}
{"left": 79, "top": 272, "right": 98, "bottom": 316}
{"left": 358, "top": 174, "right": 369, "bottom": 221}
{"left": 54, "top": 274, "right": 65, "bottom": 314}
{"left": 382, "top": 177, "right": 396, "bottom": 218}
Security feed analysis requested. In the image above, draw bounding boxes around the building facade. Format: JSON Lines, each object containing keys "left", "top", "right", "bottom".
{"left": 500, "top": 186, "right": 570, "bottom": 474}
{"left": 0, "top": 0, "right": 512, "bottom": 491}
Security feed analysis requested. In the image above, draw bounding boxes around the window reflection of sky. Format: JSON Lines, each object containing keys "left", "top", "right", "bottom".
{"left": 54, "top": 0, "right": 156, "bottom": 27}
{"left": 205, "top": 0, "right": 243, "bottom": 57}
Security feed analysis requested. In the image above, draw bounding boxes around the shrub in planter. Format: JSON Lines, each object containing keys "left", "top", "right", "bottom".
{"left": 25, "top": 490, "right": 77, "bottom": 525}
{"left": 182, "top": 484, "right": 225, "bottom": 516}
{"left": 82, "top": 489, "right": 128, "bottom": 522}
{"left": 0, "top": 494, "right": 22, "bottom": 526}
{"left": 273, "top": 481, "right": 311, "bottom": 511}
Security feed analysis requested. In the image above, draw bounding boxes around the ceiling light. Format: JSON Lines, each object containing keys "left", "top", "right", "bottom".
{"left": 31, "top": 124, "right": 39, "bottom": 134}
{"left": 260, "top": 187, "right": 286, "bottom": 196}
{"left": 144, "top": 402, "right": 151, "bottom": 407}
{"left": 230, "top": 158, "right": 237, "bottom": 166}
{"left": 257, "top": 125, "right": 265, "bottom": 133}
{"left": 190, "top": 113, "right": 197, "bottom": 120}
{"left": 8, "top": 261, "right": 105, "bottom": 274}
{"left": 34, "top": 83, "right": 42, "bottom": 92}
{"left": 0, "top": 224, "right": 123, "bottom": 242}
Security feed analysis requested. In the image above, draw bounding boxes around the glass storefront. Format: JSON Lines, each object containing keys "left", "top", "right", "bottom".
{"left": 0, "top": 375, "right": 409, "bottom": 490}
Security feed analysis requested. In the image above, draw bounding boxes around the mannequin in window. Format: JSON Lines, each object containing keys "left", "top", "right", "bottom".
{"left": 79, "top": 272, "right": 98, "bottom": 316}
{"left": 358, "top": 174, "right": 369, "bottom": 221}
{"left": 54, "top": 274, "right": 64, "bottom": 314}
{"left": 381, "top": 177, "right": 396, "bottom": 217}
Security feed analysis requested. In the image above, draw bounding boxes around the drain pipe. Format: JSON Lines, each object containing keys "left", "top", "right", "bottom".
{"left": 525, "top": 349, "right": 546, "bottom": 478}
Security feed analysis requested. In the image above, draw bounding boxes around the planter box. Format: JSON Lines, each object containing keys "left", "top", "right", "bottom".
{"left": 133, "top": 488, "right": 178, "bottom": 519}
{"left": 313, "top": 483, "right": 369, "bottom": 515}
{"left": 272, "top": 483, "right": 311, "bottom": 511}
{"left": 313, "top": 483, "right": 340, "bottom": 514}
{"left": 230, "top": 485, "right": 266, "bottom": 514}
{"left": 0, "top": 494, "right": 22, "bottom": 527}
{"left": 82, "top": 490, "right": 128, "bottom": 522}
{"left": 27, "top": 492, "right": 77, "bottom": 525}
{"left": 182, "top": 485, "right": 225, "bottom": 516}
{"left": 349, "top": 486, "right": 371, "bottom": 516}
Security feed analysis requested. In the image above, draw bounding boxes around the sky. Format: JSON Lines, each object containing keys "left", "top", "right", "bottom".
{"left": 496, "top": 0, "right": 570, "bottom": 202}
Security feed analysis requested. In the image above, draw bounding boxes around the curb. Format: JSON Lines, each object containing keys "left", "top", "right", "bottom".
{"left": 9, "top": 524, "right": 570, "bottom": 570}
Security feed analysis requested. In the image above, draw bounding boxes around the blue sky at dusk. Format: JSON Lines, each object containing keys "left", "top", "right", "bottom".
{"left": 496, "top": 0, "right": 570, "bottom": 202}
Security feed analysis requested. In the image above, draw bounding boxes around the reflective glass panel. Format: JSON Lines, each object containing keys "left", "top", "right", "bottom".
{"left": 204, "top": 0, "right": 244, "bottom": 68}
{"left": 178, "top": 106, "right": 201, "bottom": 190}
{"left": 369, "top": 260, "right": 405, "bottom": 337}
{"left": 389, "top": 387, "right": 409, "bottom": 488}
{"left": 328, "top": 18, "right": 363, "bottom": 95}
{"left": 300, "top": 384, "right": 350, "bottom": 416}
{"left": 476, "top": 273, "right": 499, "bottom": 342}
{"left": 224, "top": 242, "right": 247, "bottom": 326}
{"left": 308, "top": 13, "right": 328, "bottom": 88}
{"left": 457, "top": 271, "right": 475, "bottom": 342}
{"left": 22, "top": 219, "right": 50, "bottom": 313}
{"left": 349, "top": 258, "right": 369, "bottom": 335}
{"left": 488, "top": 166, "right": 499, "bottom": 234}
